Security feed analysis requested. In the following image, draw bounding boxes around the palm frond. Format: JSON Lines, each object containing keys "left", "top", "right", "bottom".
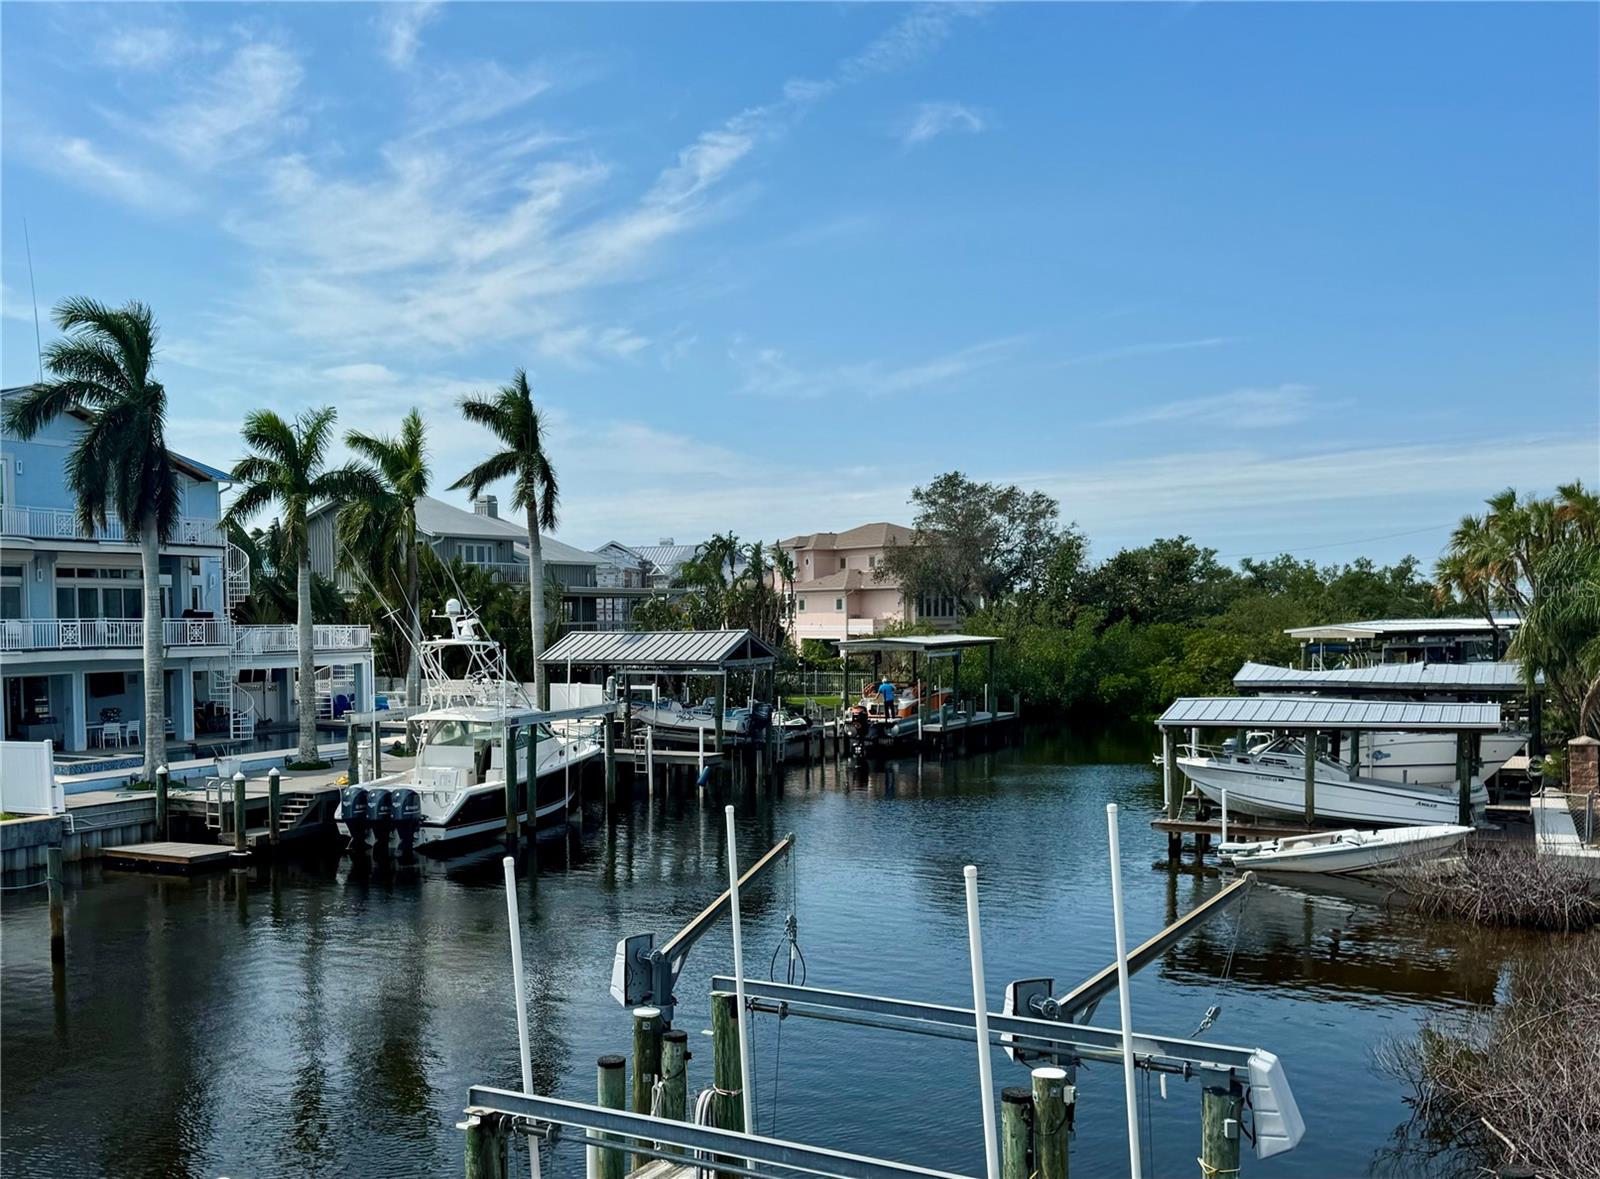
{"left": 449, "top": 448, "right": 520, "bottom": 499}
{"left": 1, "top": 382, "right": 79, "bottom": 439}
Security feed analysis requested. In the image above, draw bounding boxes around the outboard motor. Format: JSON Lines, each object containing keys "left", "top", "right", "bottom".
{"left": 749, "top": 702, "right": 774, "bottom": 740}
{"left": 340, "top": 786, "right": 369, "bottom": 847}
{"left": 367, "top": 787, "right": 394, "bottom": 851}
{"left": 391, "top": 788, "right": 421, "bottom": 852}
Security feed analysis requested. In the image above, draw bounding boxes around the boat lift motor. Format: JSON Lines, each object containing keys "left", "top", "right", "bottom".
{"left": 610, "top": 833, "right": 795, "bottom": 1024}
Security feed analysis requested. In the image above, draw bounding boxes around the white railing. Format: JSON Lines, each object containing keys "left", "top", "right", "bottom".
{"left": 474, "top": 561, "right": 529, "bottom": 584}
{"left": 0, "top": 617, "right": 228, "bottom": 651}
{"left": 0, "top": 504, "right": 222, "bottom": 546}
{"left": 234, "top": 624, "right": 372, "bottom": 654}
{"left": 846, "top": 616, "right": 885, "bottom": 636}
{"left": 0, "top": 617, "right": 371, "bottom": 653}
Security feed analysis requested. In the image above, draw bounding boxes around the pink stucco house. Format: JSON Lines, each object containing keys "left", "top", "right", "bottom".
{"left": 779, "top": 523, "right": 958, "bottom": 645}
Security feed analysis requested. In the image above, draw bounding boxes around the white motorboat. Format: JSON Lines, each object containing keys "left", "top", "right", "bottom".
{"left": 1219, "top": 824, "right": 1472, "bottom": 876}
{"left": 336, "top": 600, "right": 600, "bottom": 853}
{"left": 630, "top": 697, "right": 750, "bottom": 744}
{"left": 1238, "top": 729, "right": 1527, "bottom": 786}
{"left": 1178, "top": 735, "right": 1486, "bottom": 827}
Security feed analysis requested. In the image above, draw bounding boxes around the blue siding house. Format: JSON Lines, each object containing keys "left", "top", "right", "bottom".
{"left": 1, "top": 387, "right": 374, "bottom": 764}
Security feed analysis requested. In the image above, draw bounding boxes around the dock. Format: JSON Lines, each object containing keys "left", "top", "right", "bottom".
{"left": 101, "top": 841, "right": 236, "bottom": 875}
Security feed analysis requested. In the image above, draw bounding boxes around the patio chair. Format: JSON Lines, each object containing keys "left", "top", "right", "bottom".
{"left": 102, "top": 722, "right": 123, "bottom": 749}
{"left": 125, "top": 719, "right": 141, "bottom": 745}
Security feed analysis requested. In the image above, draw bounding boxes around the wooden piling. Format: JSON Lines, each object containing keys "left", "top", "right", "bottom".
{"left": 604, "top": 716, "right": 617, "bottom": 804}
{"left": 504, "top": 722, "right": 521, "bottom": 846}
{"left": 346, "top": 720, "right": 359, "bottom": 779}
{"left": 1302, "top": 730, "right": 1316, "bottom": 826}
{"left": 154, "top": 764, "right": 170, "bottom": 840}
{"left": 710, "top": 990, "right": 743, "bottom": 1131}
{"left": 268, "top": 767, "right": 281, "bottom": 847}
{"left": 1200, "top": 1081, "right": 1243, "bottom": 1178}
{"left": 596, "top": 1054, "right": 627, "bottom": 1179}
{"left": 1032, "top": 1067, "right": 1071, "bottom": 1179}
{"left": 371, "top": 714, "right": 383, "bottom": 777}
{"left": 47, "top": 845, "right": 65, "bottom": 964}
{"left": 1348, "top": 730, "right": 1361, "bottom": 781}
{"left": 1001, "top": 1087, "right": 1032, "bottom": 1179}
{"left": 1456, "top": 732, "right": 1472, "bottom": 828}
{"left": 632, "top": 1005, "right": 664, "bottom": 1115}
{"left": 659, "top": 1029, "right": 688, "bottom": 1122}
{"left": 232, "top": 772, "right": 248, "bottom": 855}
{"left": 463, "top": 1108, "right": 509, "bottom": 1179}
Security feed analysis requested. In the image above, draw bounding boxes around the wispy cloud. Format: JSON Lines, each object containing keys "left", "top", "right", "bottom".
{"left": 901, "top": 101, "right": 986, "bottom": 147}
{"left": 31, "top": 135, "right": 192, "bottom": 212}
{"left": 95, "top": 25, "right": 185, "bottom": 71}
{"left": 1060, "top": 336, "right": 1239, "bottom": 366}
{"left": 1102, "top": 383, "right": 1314, "bottom": 428}
{"left": 378, "top": 2, "right": 442, "bottom": 69}
{"left": 136, "top": 41, "right": 304, "bottom": 167}
{"left": 733, "top": 336, "right": 1022, "bottom": 400}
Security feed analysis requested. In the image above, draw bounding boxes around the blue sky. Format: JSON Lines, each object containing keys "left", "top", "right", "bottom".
{"left": 3, "top": 2, "right": 1596, "bottom": 565}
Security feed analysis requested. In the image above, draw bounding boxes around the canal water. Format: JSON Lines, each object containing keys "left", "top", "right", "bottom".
{"left": 1, "top": 732, "right": 1541, "bottom": 1178}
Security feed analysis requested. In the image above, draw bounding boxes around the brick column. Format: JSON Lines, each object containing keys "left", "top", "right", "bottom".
{"left": 1569, "top": 735, "right": 1600, "bottom": 794}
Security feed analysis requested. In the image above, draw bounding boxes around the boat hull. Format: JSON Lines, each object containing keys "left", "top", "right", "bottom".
{"left": 1221, "top": 825, "right": 1471, "bottom": 875}
{"left": 1353, "top": 731, "right": 1527, "bottom": 785}
{"left": 1178, "top": 755, "right": 1484, "bottom": 826}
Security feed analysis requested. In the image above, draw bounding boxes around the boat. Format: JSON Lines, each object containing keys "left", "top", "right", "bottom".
{"left": 1237, "top": 728, "right": 1527, "bottom": 787}
{"left": 336, "top": 599, "right": 600, "bottom": 854}
{"left": 630, "top": 697, "right": 751, "bottom": 745}
{"left": 845, "top": 682, "right": 936, "bottom": 756}
{"left": 1177, "top": 735, "right": 1487, "bottom": 826}
{"left": 1219, "top": 824, "right": 1472, "bottom": 876}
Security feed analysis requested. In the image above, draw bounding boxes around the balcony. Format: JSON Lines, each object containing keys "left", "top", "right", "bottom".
{"left": 0, "top": 504, "right": 222, "bottom": 547}
{"left": 0, "top": 618, "right": 370, "bottom": 654}
{"left": 234, "top": 624, "right": 372, "bottom": 654}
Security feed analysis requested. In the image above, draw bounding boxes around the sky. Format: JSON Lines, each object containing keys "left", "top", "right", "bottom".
{"left": 3, "top": 2, "right": 1597, "bottom": 567}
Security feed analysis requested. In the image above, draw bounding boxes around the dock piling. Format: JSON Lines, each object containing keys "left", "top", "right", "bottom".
{"left": 463, "top": 1108, "right": 510, "bottom": 1179}
{"left": 268, "top": 767, "right": 281, "bottom": 847}
{"left": 604, "top": 716, "right": 617, "bottom": 804}
{"left": 659, "top": 1028, "right": 688, "bottom": 1122}
{"left": 710, "top": 990, "right": 743, "bottom": 1179}
{"left": 1001, "top": 1088, "right": 1032, "bottom": 1179}
{"left": 632, "top": 1005, "right": 663, "bottom": 1115}
{"left": 504, "top": 721, "right": 521, "bottom": 847}
{"left": 1032, "top": 1067, "right": 1072, "bottom": 1179}
{"left": 155, "top": 764, "right": 170, "bottom": 840}
{"left": 1302, "top": 731, "right": 1317, "bottom": 827}
{"left": 232, "top": 771, "right": 248, "bottom": 857}
{"left": 596, "top": 1054, "right": 627, "bottom": 1179}
{"left": 346, "top": 720, "right": 359, "bottom": 779}
{"left": 1200, "top": 1081, "right": 1243, "bottom": 1178}
{"left": 47, "top": 845, "right": 65, "bottom": 964}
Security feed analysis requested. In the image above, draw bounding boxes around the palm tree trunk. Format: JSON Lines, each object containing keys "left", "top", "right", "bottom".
{"left": 297, "top": 555, "right": 318, "bottom": 762}
{"left": 141, "top": 520, "right": 167, "bottom": 779}
{"left": 405, "top": 540, "right": 421, "bottom": 711}
{"left": 527, "top": 506, "right": 546, "bottom": 707}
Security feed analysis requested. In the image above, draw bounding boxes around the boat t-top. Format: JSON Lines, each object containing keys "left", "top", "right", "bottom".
{"left": 337, "top": 599, "right": 600, "bottom": 853}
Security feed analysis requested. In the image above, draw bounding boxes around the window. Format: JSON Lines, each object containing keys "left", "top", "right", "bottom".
{"left": 835, "top": 597, "right": 844, "bottom": 611}
{"left": 796, "top": 597, "right": 806, "bottom": 612}
{"left": 54, "top": 566, "right": 144, "bottom": 620}
{"left": 917, "top": 593, "right": 957, "bottom": 620}
{"left": 460, "top": 542, "right": 494, "bottom": 566}
{"left": 0, "top": 564, "right": 21, "bottom": 619}
{"left": 868, "top": 555, "right": 877, "bottom": 568}
{"left": 838, "top": 557, "right": 846, "bottom": 570}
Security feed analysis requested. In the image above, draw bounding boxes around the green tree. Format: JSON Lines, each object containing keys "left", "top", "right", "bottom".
{"left": 452, "top": 369, "right": 560, "bottom": 705}
{"left": 2, "top": 298, "right": 179, "bottom": 778}
{"left": 342, "top": 409, "right": 430, "bottom": 709}
{"left": 878, "top": 470, "right": 1062, "bottom": 619}
{"left": 1511, "top": 538, "right": 1600, "bottom": 738}
{"left": 225, "top": 407, "right": 372, "bottom": 763}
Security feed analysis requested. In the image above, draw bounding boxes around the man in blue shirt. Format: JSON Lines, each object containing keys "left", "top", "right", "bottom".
{"left": 878, "top": 678, "right": 896, "bottom": 717}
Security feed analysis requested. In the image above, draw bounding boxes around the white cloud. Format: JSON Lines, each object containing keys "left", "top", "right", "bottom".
{"left": 377, "top": 2, "right": 442, "bottom": 69}
{"left": 34, "top": 136, "right": 192, "bottom": 212}
{"left": 136, "top": 41, "right": 304, "bottom": 167}
{"left": 96, "top": 25, "right": 184, "bottom": 71}
{"left": 901, "top": 100, "right": 986, "bottom": 147}
{"left": 733, "top": 336, "right": 1022, "bottom": 400}
{"left": 1101, "top": 383, "right": 1315, "bottom": 428}
{"left": 322, "top": 362, "right": 399, "bottom": 383}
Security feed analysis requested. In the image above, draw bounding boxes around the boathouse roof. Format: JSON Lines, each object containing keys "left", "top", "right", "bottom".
{"left": 540, "top": 628, "right": 778, "bottom": 671}
{"left": 1157, "top": 695, "right": 1502, "bottom": 731}
{"left": 838, "top": 633, "right": 1002, "bottom": 655}
{"left": 1284, "top": 616, "right": 1521, "bottom": 641}
{"left": 1234, "top": 660, "right": 1534, "bottom": 695}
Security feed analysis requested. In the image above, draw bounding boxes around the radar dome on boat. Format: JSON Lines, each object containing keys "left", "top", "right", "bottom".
{"left": 446, "top": 598, "right": 462, "bottom": 617}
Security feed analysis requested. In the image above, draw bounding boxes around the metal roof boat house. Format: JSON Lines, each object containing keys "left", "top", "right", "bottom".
{"left": 1286, "top": 615, "right": 1522, "bottom": 668}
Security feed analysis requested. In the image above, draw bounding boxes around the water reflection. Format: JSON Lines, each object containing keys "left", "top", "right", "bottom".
{"left": 0, "top": 729, "right": 1549, "bottom": 1179}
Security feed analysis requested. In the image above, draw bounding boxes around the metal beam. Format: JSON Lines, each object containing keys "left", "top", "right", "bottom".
{"left": 464, "top": 1088, "right": 976, "bottom": 1179}
{"left": 709, "top": 976, "right": 1255, "bottom": 1073}
{"left": 1051, "top": 872, "right": 1254, "bottom": 1022}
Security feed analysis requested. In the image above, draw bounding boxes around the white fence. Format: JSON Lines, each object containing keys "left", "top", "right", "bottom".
{"left": 0, "top": 504, "right": 222, "bottom": 546}
{"left": 549, "top": 682, "right": 607, "bottom": 710}
{"left": 0, "top": 619, "right": 370, "bottom": 653}
{"left": 0, "top": 740, "right": 63, "bottom": 815}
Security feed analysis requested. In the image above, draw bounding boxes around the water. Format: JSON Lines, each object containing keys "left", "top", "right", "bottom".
{"left": 2, "top": 732, "right": 1542, "bottom": 1178}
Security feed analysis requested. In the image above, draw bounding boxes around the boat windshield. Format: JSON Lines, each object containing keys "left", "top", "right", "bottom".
{"left": 426, "top": 719, "right": 498, "bottom": 747}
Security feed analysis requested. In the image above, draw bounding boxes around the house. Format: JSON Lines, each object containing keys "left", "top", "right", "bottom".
{"left": 0, "top": 388, "right": 374, "bottom": 762}
{"left": 779, "top": 522, "right": 957, "bottom": 644}
{"left": 308, "top": 495, "right": 651, "bottom": 631}
{"left": 624, "top": 539, "right": 704, "bottom": 589}
{"left": 593, "top": 542, "right": 653, "bottom": 589}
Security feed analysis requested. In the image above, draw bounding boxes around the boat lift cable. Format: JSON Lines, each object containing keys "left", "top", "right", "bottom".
{"left": 1192, "top": 875, "right": 1255, "bottom": 1039}
{"left": 766, "top": 852, "right": 805, "bottom": 1135}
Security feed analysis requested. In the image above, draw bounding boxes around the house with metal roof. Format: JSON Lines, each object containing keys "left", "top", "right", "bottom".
{"left": 1286, "top": 615, "right": 1522, "bottom": 668}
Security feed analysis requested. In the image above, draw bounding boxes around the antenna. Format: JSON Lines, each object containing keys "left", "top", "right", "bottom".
{"left": 23, "top": 217, "right": 43, "bottom": 384}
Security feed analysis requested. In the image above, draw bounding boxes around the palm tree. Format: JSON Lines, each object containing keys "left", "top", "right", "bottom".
{"left": 1510, "top": 537, "right": 1600, "bottom": 739}
{"left": 341, "top": 409, "right": 430, "bottom": 710}
{"left": 451, "top": 369, "right": 559, "bottom": 704}
{"left": 1, "top": 298, "right": 177, "bottom": 779}
{"left": 224, "top": 407, "right": 373, "bottom": 764}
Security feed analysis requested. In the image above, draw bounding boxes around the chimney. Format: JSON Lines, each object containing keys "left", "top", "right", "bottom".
{"left": 658, "top": 537, "right": 674, "bottom": 546}
{"left": 473, "top": 496, "right": 498, "bottom": 519}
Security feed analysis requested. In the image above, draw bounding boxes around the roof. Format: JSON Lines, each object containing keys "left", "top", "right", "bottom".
{"left": 314, "top": 495, "right": 602, "bottom": 563}
{"left": 780, "top": 522, "right": 914, "bottom": 551}
{"left": 1157, "top": 695, "right": 1503, "bottom": 731}
{"left": 629, "top": 543, "right": 702, "bottom": 572}
{"left": 793, "top": 570, "right": 866, "bottom": 593}
{"left": 598, "top": 541, "right": 649, "bottom": 563}
{"left": 1285, "top": 617, "right": 1522, "bottom": 642}
{"left": 1234, "top": 661, "right": 1535, "bottom": 695}
{"left": 1, "top": 386, "right": 231, "bottom": 483}
{"left": 839, "top": 634, "right": 1003, "bottom": 655}
{"left": 541, "top": 628, "right": 779, "bottom": 670}
{"left": 514, "top": 537, "right": 604, "bottom": 566}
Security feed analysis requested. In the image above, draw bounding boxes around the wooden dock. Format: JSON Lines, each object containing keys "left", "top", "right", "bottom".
{"left": 101, "top": 841, "right": 237, "bottom": 875}
{"left": 920, "top": 708, "right": 1018, "bottom": 736}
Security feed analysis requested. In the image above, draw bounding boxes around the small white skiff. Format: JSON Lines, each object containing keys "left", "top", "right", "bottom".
{"left": 1219, "top": 824, "right": 1472, "bottom": 876}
